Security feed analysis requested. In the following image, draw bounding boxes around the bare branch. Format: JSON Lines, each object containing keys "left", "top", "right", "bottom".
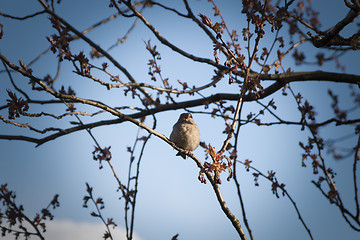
{"left": 354, "top": 134, "right": 360, "bottom": 219}
{"left": 237, "top": 160, "right": 314, "bottom": 239}
{"left": 120, "top": 0, "right": 220, "bottom": 68}
{"left": 37, "top": 0, "right": 157, "bottom": 105}
{"left": 308, "top": 9, "right": 360, "bottom": 49}
{"left": 255, "top": 70, "right": 360, "bottom": 84}
{"left": 0, "top": 10, "right": 46, "bottom": 20}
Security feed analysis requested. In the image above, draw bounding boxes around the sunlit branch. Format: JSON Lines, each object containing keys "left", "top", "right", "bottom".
{"left": 189, "top": 151, "right": 247, "bottom": 240}
{"left": 308, "top": 8, "right": 360, "bottom": 49}
{"left": 268, "top": 38, "right": 308, "bottom": 70}
{"left": 288, "top": 12, "right": 323, "bottom": 35}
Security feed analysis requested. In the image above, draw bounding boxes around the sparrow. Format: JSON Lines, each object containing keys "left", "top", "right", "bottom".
{"left": 170, "top": 113, "right": 200, "bottom": 159}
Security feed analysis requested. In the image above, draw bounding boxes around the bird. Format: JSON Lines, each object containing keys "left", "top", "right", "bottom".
{"left": 170, "top": 113, "right": 200, "bottom": 159}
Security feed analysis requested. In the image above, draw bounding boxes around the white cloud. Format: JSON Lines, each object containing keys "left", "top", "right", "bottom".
{"left": 2, "top": 220, "right": 142, "bottom": 240}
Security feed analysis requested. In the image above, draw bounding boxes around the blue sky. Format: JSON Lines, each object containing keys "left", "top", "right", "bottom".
{"left": 1, "top": 0, "right": 360, "bottom": 240}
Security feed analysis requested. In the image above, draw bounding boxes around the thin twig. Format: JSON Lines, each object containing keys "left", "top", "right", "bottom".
{"left": 0, "top": 10, "right": 46, "bottom": 20}
{"left": 288, "top": 84, "right": 360, "bottom": 230}
{"left": 353, "top": 134, "right": 360, "bottom": 219}
{"left": 89, "top": 192, "right": 114, "bottom": 240}
{"left": 149, "top": 1, "right": 188, "bottom": 18}
{"left": 120, "top": 0, "right": 220, "bottom": 68}
{"left": 237, "top": 160, "right": 313, "bottom": 239}
{"left": 233, "top": 116, "right": 254, "bottom": 240}
{"left": 37, "top": 0, "right": 157, "bottom": 105}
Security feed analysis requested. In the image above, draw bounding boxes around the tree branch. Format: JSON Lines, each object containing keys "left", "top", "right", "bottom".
{"left": 255, "top": 70, "right": 360, "bottom": 84}
{"left": 1, "top": 52, "right": 359, "bottom": 146}
{"left": 237, "top": 160, "right": 314, "bottom": 239}
{"left": 0, "top": 10, "right": 46, "bottom": 20}
{"left": 120, "top": 0, "right": 220, "bottom": 68}
{"left": 308, "top": 9, "right": 360, "bottom": 48}
{"left": 36, "top": 0, "right": 157, "bottom": 105}
{"left": 354, "top": 134, "right": 360, "bottom": 219}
